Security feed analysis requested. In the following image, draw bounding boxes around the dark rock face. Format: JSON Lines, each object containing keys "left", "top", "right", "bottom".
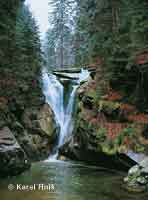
{"left": 0, "top": 103, "right": 58, "bottom": 177}
{"left": 0, "top": 127, "right": 30, "bottom": 177}
{"left": 59, "top": 135, "right": 136, "bottom": 171}
{"left": 21, "top": 103, "right": 59, "bottom": 161}
{"left": 0, "top": 93, "right": 58, "bottom": 177}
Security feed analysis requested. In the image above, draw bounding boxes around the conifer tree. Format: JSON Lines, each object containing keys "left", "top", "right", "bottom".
{"left": 46, "top": 0, "right": 75, "bottom": 68}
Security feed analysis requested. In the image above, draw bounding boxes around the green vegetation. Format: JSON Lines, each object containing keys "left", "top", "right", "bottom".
{"left": 99, "top": 100, "right": 121, "bottom": 113}
{"left": 45, "top": 0, "right": 76, "bottom": 68}
{"left": 0, "top": 1, "right": 42, "bottom": 76}
{"left": 45, "top": 0, "right": 148, "bottom": 109}
{"left": 96, "top": 127, "right": 107, "bottom": 142}
{"left": 14, "top": 4, "right": 42, "bottom": 77}
{"left": 0, "top": 1, "right": 42, "bottom": 106}
{"left": 74, "top": 0, "right": 148, "bottom": 109}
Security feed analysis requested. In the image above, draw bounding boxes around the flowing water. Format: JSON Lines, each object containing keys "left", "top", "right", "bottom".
{"left": 0, "top": 68, "right": 148, "bottom": 200}
{"left": 0, "top": 161, "right": 148, "bottom": 200}
{"left": 42, "top": 68, "right": 90, "bottom": 158}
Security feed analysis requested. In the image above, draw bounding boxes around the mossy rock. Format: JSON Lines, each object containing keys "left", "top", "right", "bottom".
{"left": 98, "top": 100, "right": 120, "bottom": 114}
{"left": 101, "top": 140, "right": 118, "bottom": 155}
{"left": 96, "top": 127, "right": 107, "bottom": 142}
{"left": 102, "top": 143, "right": 118, "bottom": 155}
{"left": 87, "top": 89, "right": 97, "bottom": 100}
{"left": 134, "top": 143, "right": 145, "bottom": 153}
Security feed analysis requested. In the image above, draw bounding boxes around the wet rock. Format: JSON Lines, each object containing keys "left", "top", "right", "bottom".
{"left": 8, "top": 97, "right": 25, "bottom": 119}
{"left": 0, "top": 127, "right": 30, "bottom": 177}
{"left": 128, "top": 165, "right": 140, "bottom": 176}
{"left": 82, "top": 96, "right": 94, "bottom": 109}
{"left": 59, "top": 133, "right": 136, "bottom": 171}
{"left": 142, "top": 125, "right": 148, "bottom": 139}
{"left": 22, "top": 104, "right": 58, "bottom": 139}
{"left": 53, "top": 68, "right": 81, "bottom": 74}
{"left": 21, "top": 103, "right": 59, "bottom": 160}
{"left": 11, "top": 121, "right": 41, "bottom": 161}
{"left": 140, "top": 158, "right": 148, "bottom": 169}
{"left": 53, "top": 72, "right": 79, "bottom": 80}
{"left": 98, "top": 100, "right": 121, "bottom": 118}
{"left": 124, "top": 157, "right": 148, "bottom": 192}
{"left": 58, "top": 155, "right": 68, "bottom": 161}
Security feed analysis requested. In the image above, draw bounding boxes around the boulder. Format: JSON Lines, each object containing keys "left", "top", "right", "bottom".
{"left": 53, "top": 68, "right": 81, "bottom": 73}
{"left": 53, "top": 72, "right": 79, "bottom": 80}
{"left": 21, "top": 103, "right": 59, "bottom": 161}
{"left": 0, "top": 100, "right": 59, "bottom": 177}
{"left": 124, "top": 158, "right": 148, "bottom": 192}
{"left": 22, "top": 104, "right": 58, "bottom": 139}
{"left": 59, "top": 121, "right": 136, "bottom": 171}
{"left": 0, "top": 127, "right": 30, "bottom": 177}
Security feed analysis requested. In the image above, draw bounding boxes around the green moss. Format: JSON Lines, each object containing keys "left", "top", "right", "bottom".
{"left": 114, "top": 134, "right": 125, "bottom": 146}
{"left": 102, "top": 140, "right": 118, "bottom": 155}
{"left": 87, "top": 89, "right": 97, "bottom": 100}
{"left": 114, "top": 126, "right": 135, "bottom": 147}
{"left": 98, "top": 100, "right": 120, "bottom": 113}
{"left": 134, "top": 143, "right": 145, "bottom": 153}
{"left": 121, "top": 126, "right": 135, "bottom": 137}
{"left": 96, "top": 127, "right": 107, "bottom": 142}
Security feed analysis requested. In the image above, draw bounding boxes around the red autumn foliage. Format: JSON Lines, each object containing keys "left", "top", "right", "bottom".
{"left": 87, "top": 113, "right": 107, "bottom": 125}
{"left": 135, "top": 52, "right": 148, "bottom": 65}
{"left": 97, "top": 113, "right": 107, "bottom": 124}
{"left": 90, "top": 117, "right": 98, "bottom": 125}
{"left": 103, "top": 122, "right": 127, "bottom": 139}
{"left": 103, "top": 89, "right": 123, "bottom": 101}
{"left": 128, "top": 114, "right": 148, "bottom": 123}
{"left": 120, "top": 103, "right": 137, "bottom": 115}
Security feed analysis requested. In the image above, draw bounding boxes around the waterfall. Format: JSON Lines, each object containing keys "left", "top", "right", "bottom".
{"left": 42, "top": 68, "right": 90, "bottom": 159}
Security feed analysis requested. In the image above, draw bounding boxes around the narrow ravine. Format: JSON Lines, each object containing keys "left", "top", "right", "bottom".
{"left": 42, "top": 68, "right": 90, "bottom": 159}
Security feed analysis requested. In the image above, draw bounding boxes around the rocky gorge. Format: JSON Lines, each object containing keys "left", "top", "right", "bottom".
{"left": 59, "top": 66, "right": 148, "bottom": 192}
{"left": 0, "top": 76, "right": 58, "bottom": 177}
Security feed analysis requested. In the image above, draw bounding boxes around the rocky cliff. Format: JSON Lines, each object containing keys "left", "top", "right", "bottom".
{"left": 0, "top": 74, "right": 58, "bottom": 177}
{"left": 60, "top": 67, "right": 148, "bottom": 172}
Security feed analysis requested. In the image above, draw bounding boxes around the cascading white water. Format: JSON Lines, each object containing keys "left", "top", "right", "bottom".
{"left": 42, "top": 68, "right": 90, "bottom": 159}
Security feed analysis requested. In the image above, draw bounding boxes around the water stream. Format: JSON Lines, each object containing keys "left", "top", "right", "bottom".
{"left": 0, "top": 161, "right": 148, "bottom": 200}
{"left": 42, "top": 68, "right": 90, "bottom": 158}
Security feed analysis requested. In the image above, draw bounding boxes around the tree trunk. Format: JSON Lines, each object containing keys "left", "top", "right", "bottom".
{"left": 60, "top": 0, "right": 64, "bottom": 68}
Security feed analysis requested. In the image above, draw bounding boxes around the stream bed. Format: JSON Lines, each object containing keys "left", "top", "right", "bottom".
{"left": 0, "top": 160, "right": 148, "bottom": 200}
